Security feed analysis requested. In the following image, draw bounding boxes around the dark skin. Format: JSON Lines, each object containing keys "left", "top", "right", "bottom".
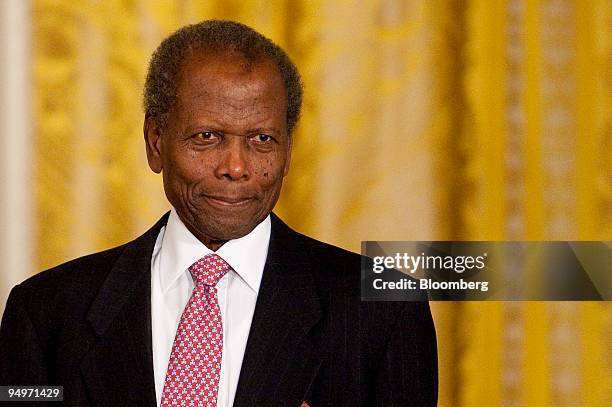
{"left": 144, "top": 49, "right": 292, "bottom": 250}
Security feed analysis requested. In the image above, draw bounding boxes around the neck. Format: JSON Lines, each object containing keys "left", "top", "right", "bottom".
{"left": 185, "top": 224, "right": 228, "bottom": 252}
{"left": 174, "top": 212, "right": 229, "bottom": 251}
{"left": 201, "top": 239, "right": 226, "bottom": 252}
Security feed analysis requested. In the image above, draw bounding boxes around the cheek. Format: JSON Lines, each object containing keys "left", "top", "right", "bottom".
{"left": 164, "top": 152, "right": 211, "bottom": 186}
{"left": 252, "top": 157, "right": 285, "bottom": 184}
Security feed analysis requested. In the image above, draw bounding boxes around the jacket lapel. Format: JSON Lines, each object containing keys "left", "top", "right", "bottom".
{"left": 233, "top": 214, "right": 323, "bottom": 406}
{"left": 80, "top": 214, "right": 169, "bottom": 406}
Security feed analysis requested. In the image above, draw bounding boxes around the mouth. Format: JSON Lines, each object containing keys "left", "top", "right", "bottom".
{"left": 203, "top": 195, "right": 254, "bottom": 207}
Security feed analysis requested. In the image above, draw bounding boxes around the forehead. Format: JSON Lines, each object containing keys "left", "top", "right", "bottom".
{"left": 176, "top": 49, "right": 286, "bottom": 107}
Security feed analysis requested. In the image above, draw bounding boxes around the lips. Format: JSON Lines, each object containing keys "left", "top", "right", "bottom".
{"left": 203, "top": 195, "right": 254, "bottom": 207}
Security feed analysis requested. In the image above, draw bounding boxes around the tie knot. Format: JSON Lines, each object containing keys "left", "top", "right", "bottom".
{"left": 189, "top": 254, "right": 230, "bottom": 287}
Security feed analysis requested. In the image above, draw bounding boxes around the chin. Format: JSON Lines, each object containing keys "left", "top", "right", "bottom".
{"left": 195, "top": 215, "right": 259, "bottom": 241}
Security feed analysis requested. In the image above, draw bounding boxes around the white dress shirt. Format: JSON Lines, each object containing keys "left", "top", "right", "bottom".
{"left": 151, "top": 209, "right": 270, "bottom": 406}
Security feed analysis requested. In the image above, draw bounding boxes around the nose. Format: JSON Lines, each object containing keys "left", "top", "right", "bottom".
{"left": 215, "top": 138, "right": 250, "bottom": 181}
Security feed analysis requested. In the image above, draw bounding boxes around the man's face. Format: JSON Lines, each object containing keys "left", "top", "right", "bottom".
{"left": 145, "top": 50, "right": 291, "bottom": 248}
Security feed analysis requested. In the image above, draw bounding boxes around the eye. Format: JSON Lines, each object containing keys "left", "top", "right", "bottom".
{"left": 253, "top": 133, "right": 272, "bottom": 143}
{"left": 192, "top": 131, "right": 220, "bottom": 144}
{"left": 196, "top": 131, "right": 216, "bottom": 140}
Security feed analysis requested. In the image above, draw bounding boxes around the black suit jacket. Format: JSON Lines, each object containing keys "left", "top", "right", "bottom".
{"left": 0, "top": 213, "right": 437, "bottom": 406}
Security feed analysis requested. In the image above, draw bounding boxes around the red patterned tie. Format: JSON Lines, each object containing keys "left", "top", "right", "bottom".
{"left": 160, "top": 253, "right": 230, "bottom": 406}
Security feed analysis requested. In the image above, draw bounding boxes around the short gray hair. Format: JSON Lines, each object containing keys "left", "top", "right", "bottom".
{"left": 143, "top": 20, "right": 303, "bottom": 134}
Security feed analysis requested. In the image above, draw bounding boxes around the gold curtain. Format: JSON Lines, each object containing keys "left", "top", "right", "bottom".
{"left": 32, "top": 1, "right": 611, "bottom": 406}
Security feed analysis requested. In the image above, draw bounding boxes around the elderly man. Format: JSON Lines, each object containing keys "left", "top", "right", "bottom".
{"left": 0, "top": 21, "right": 437, "bottom": 406}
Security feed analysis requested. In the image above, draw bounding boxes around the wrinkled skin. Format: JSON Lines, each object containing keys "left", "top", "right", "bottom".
{"left": 145, "top": 49, "right": 291, "bottom": 250}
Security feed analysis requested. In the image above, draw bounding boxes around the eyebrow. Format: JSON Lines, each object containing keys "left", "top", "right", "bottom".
{"left": 249, "top": 127, "right": 281, "bottom": 135}
{"left": 183, "top": 125, "right": 282, "bottom": 137}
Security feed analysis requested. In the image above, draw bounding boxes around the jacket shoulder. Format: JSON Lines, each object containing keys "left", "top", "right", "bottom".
{"left": 4, "top": 244, "right": 129, "bottom": 338}
{"left": 17, "top": 244, "right": 128, "bottom": 295}
{"left": 301, "top": 233, "right": 361, "bottom": 266}
{"left": 16, "top": 212, "right": 168, "bottom": 295}
{"left": 274, "top": 218, "right": 362, "bottom": 275}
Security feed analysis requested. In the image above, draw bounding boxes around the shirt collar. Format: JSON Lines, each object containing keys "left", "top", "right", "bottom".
{"left": 158, "top": 208, "right": 270, "bottom": 294}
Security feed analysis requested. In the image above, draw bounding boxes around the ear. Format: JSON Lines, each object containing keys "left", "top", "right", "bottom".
{"left": 144, "top": 115, "right": 163, "bottom": 173}
{"left": 283, "top": 134, "right": 292, "bottom": 177}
